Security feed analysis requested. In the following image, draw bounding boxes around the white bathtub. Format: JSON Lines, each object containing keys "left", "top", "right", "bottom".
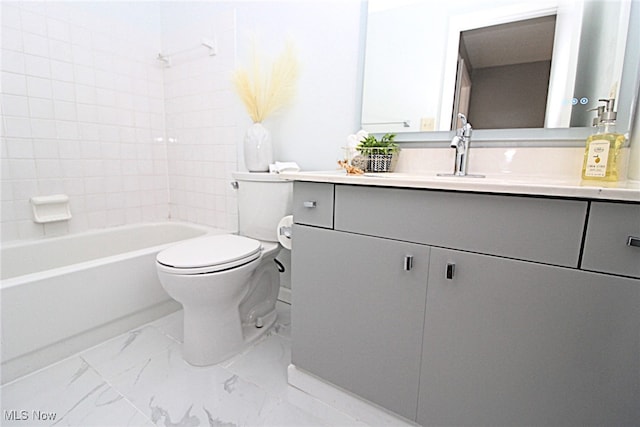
{"left": 0, "top": 222, "right": 220, "bottom": 384}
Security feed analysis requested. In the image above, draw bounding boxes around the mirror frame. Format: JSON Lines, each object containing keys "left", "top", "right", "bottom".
{"left": 360, "top": 0, "right": 640, "bottom": 147}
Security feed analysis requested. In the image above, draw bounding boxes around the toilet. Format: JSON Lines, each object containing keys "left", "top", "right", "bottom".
{"left": 156, "top": 172, "right": 292, "bottom": 366}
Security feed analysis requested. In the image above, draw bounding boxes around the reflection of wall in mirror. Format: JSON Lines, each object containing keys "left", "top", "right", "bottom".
{"left": 468, "top": 61, "right": 551, "bottom": 129}
{"left": 361, "top": 1, "right": 449, "bottom": 133}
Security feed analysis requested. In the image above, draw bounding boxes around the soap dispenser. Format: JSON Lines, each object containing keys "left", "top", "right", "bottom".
{"left": 581, "top": 98, "right": 627, "bottom": 183}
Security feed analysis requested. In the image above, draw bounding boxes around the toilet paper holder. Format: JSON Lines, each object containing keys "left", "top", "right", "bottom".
{"left": 279, "top": 226, "right": 292, "bottom": 239}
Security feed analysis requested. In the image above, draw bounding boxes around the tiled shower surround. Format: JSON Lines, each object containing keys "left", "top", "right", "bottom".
{"left": 1, "top": 1, "right": 240, "bottom": 241}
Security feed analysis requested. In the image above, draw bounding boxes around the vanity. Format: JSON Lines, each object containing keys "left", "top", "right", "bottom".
{"left": 284, "top": 158, "right": 640, "bottom": 426}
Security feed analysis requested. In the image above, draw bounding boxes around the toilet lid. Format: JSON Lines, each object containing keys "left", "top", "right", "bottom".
{"left": 157, "top": 234, "right": 262, "bottom": 272}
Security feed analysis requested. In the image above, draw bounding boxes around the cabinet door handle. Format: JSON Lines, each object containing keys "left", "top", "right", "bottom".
{"left": 303, "top": 201, "right": 317, "bottom": 208}
{"left": 628, "top": 236, "right": 640, "bottom": 247}
{"left": 446, "top": 262, "right": 456, "bottom": 280}
{"left": 404, "top": 255, "right": 413, "bottom": 271}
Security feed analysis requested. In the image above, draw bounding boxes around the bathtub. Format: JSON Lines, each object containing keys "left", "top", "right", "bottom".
{"left": 0, "top": 222, "right": 220, "bottom": 384}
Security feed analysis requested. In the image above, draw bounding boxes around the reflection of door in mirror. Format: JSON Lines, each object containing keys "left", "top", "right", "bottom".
{"left": 451, "top": 16, "right": 556, "bottom": 130}
{"left": 452, "top": 56, "right": 472, "bottom": 125}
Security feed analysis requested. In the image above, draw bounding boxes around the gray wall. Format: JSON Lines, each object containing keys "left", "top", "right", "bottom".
{"left": 468, "top": 61, "right": 551, "bottom": 129}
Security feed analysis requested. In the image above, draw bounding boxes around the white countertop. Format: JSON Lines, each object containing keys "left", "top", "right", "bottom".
{"left": 279, "top": 170, "right": 640, "bottom": 202}
{"left": 280, "top": 147, "right": 640, "bottom": 202}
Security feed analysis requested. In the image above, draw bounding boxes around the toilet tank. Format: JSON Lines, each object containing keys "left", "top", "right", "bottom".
{"left": 232, "top": 172, "right": 293, "bottom": 242}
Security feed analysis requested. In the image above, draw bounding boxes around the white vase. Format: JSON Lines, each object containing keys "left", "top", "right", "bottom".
{"left": 243, "top": 122, "right": 273, "bottom": 172}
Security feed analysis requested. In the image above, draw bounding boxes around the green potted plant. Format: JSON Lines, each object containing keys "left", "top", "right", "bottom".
{"left": 356, "top": 133, "right": 399, "bottom": 172}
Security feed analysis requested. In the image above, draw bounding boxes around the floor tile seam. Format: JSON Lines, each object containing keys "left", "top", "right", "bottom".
{"left": 78, "top": 354, "right": 156, "bottom": 426}
{"left": 0, "top": 352, "right": 89, "bottom": 389}
{"left": 77, "top": 330, "right": 182, "bottom": 382}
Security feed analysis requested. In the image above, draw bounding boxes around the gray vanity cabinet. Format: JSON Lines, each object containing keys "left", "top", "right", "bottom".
{"left": 291, "top": 181, "right": 640, "bottom": 426}
{"left": 418, "top": 248, "right": 640, "bottom": 426}
{"left": 290, "top": 224, "right": 430, "bottom": 420}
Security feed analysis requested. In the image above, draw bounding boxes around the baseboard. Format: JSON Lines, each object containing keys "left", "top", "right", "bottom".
{"left": 287, "top": 364, "right": 417, "bottom": 426}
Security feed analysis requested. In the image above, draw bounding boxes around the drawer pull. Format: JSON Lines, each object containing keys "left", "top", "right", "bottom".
{"left": 627, "top": 236, "right": 640, "bottom": 247}
{"left": 303, "top": 201, "right": 317, "bottom": 208}
{"left": 446, "top": 262, "right": 456, "bottom": 280}
{"left": 404, "top": 255, "right": 413, "bottom": 271}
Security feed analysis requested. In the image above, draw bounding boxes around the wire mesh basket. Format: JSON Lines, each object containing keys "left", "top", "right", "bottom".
{"left": 360, "top": 149, "right": 398, "bottom": 172}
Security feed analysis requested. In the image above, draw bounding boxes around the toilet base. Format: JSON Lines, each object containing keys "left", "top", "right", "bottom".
{"left": 182, "top": 305, "right": 277, "bottom": 366}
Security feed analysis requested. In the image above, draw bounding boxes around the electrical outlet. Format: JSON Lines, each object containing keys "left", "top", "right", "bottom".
{"left": 420, "top": 117, "right": 435, "bottom": 131}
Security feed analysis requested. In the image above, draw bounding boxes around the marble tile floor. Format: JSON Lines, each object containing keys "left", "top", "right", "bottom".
{"left": 0, "top": 302, "right": 375, "bottom": 427}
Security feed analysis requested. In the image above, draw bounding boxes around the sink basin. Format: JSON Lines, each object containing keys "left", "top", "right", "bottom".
{"left": 362, "top": 172, "right": 581, "bottom": 186}
{"left": 436, "top": 173, "right": 485, "bottom": 178}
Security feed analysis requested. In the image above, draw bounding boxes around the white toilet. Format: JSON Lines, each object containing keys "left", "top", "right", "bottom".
{"left": 156, "top": 172, "right": 292, "bottom": 366}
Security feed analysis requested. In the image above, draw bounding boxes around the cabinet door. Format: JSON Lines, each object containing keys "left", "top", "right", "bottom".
{"left": 418, "top": 248, "right": 640, "bottom": 427}
{"left": 291, "top": 225, "right": 430, "bottom": 421}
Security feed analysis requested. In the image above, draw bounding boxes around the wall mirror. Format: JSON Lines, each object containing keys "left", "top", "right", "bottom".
{"left": 361, "top": 0, "right": 639, "bottom": 143}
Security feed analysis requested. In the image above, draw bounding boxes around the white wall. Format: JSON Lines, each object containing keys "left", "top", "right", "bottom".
{"left": 160, "top": 2, "right": 239, "bottom": 231}
{"left": 1, "top": 1, "right": 365, "bottom": 242}
{"left": 234, "top": 0, "right": 364, "bottom": 171}
{"left": 1, "top": 2, "right": 168, "bottom": 241}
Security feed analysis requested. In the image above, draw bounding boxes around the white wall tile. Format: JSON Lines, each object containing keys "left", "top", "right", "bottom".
{"left": 35, "top": 159, "right": 62, "bottom": 179}
{"left": 24, "top": 54, "right": 51, "bottom": 78}
{"left": 20, "top": 9, "right": 47, "bottom": 36}
{"left": 50, "top": 60, "right": 74, "bottom": 82}
{"left": 1, "top": 1, "right": 242, "bottom": 242}
{"left": 71, "top": 44, "right": 94, "bottom": 67}
{"left": 1, "top": 5, "right": 22, "bottom": 30}
{"left": 75, "top": 84, "right": 96, "bottom": 104}
{"left": 32, "top": 139, "right": 59, "bottom": 159}
{"left": 22, "top": 33, "right": 49, "bottom": 57}
{"left": 26, "top": 75, "right": 52, "bottom": 98}
{"left": 48, "top": 39, "right": 73, "bottom": 63}
{"left": 51, "top": 80, "right": 75, "bottom": 102}
{"left": 2, "top": 94, "right": 29, "bottom": 117}
{"left": 30, "top": 118, "right": 57, "bottom": 138}
{"left": 57, "top": 140, "right": 81, "bottom": 159}
{"left": 5, "top": 138, "right": 33, "bottom": 159}
{"left": 11, "top": 180, "right": 38, "bottom": 201}
{"left": 4, "top": 116, "right": 32, "bottom": 137}
{"left": 28, "top": 97, "right": 54, "bottom": 119}
{"left": 73, "top": 64, "right": 95, "bottom": 86}
{"left": 70, "top": 25, "right": 92, "bottom": 48}
{"left": 1, "top": 50, "right": 26, "bottom": 74}
{"left": 2, "top": 72, "right": 28, "bottom": 95}
{"left": 46, "top": 17, "right": 70, "bottom": 42}
{"left": 55, "top": 121, "right": 79, "bottom": 139}
{"left": 8, "top": 158, "right": 37, "bottom": 180}
{"left": 53, "top": 100, "right": 76, "bottom": 121}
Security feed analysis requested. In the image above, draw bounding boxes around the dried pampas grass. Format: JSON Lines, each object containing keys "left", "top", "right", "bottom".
{"left": 232, "top": 41, "right": 299, "bottom": 123}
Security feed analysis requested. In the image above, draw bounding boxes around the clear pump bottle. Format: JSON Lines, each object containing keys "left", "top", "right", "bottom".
{"left": 581, "top": 98, "right": 627, "bottom": 183}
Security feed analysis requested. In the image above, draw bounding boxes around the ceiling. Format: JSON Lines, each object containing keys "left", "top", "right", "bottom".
{"left": 461, "top": 15, "right": 557, "bottom": 69}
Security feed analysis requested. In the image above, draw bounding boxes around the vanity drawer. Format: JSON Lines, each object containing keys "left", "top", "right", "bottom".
{"left": 581, "top": 202, "right": 640, "bottom": 278}
{"left": 334, "top": 185, "right": 588, "bottom": 267}
{"left": 293, "top": 182, "right": 334, "bottom": 228}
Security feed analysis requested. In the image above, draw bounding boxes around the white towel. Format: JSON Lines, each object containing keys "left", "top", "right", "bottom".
{"left": 269, "top": 161, "right": 300, "bottom": 173}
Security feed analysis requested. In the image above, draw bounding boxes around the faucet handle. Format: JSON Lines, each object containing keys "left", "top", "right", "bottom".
{"left": 457, "top": 113, "right": 468, "bottom": 128}
{"left": 457, "top": 113, "right": 472, "bottom": 137}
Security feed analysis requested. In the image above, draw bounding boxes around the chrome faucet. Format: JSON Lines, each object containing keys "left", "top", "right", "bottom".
{"left": 451, "top": 113, "right": 472, "bottom": 176}
{"left": 439, "top": 113, "right": 484, "bottom": 178}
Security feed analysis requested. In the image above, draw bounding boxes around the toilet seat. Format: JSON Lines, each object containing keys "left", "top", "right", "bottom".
{"left": 157, "top": 234, "right": 262, "bottom": 275}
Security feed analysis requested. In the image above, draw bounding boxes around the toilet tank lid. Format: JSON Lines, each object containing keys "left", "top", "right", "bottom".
{"left": 156, "top": 234, "right": 261, "bottom": 269}
{"left": 232, "top": 172, "right": 289, "bottom": 182}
